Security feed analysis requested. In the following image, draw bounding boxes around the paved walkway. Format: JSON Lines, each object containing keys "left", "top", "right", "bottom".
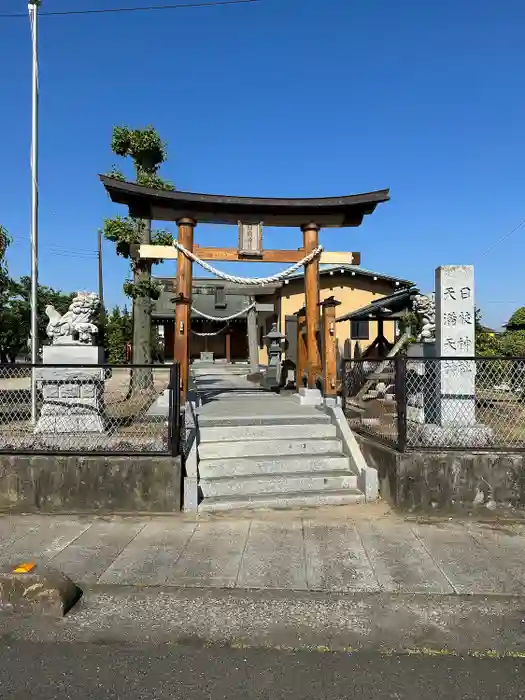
{"left": 1, "top": 507, "right": 525, "bottom": 594}
{"left": 192, "top": 361, "right": 325, "bottom": 427}
{"left": 191, "top": 361, "right": 266, "bottom": 401}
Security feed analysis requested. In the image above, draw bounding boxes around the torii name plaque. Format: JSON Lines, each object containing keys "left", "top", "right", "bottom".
{"left": 238, "top": 221, "right": 263, "bottom": 258}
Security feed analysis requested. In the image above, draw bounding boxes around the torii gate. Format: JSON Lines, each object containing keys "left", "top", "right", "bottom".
{"left": 100, "top": 177, "right": 389, "bottom": 400}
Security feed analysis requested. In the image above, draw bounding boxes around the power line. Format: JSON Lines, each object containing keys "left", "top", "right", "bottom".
{"left": 0, "top": 0, "right": 259, "bottom": 19}
{"left": 12, "top": 233, "right": 97, "bottom": 256}
{"left": 48, "top": 250, "right": 99, "bottom": 259}
{"left": 479, "top": 218, "right": 525, "bottom": 258}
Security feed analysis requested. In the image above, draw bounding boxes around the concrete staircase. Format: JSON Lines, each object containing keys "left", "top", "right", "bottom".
{"left": 196, "top": 389, "right": 364, "bottom": 512}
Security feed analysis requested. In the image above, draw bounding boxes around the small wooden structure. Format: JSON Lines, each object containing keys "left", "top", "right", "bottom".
{"left": 101, "top": 176, "right": 389, "bottom": 399}
{"left": 319, "top": 296, "right": 341, "bottom": 397}
{"left": 336, "top": 287, "right": 415, "bottom": 360}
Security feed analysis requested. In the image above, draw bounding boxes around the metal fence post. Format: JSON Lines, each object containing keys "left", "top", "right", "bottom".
{"left": 168, "top": 362, "right": 181, "bottom": 457}
{"left": 395, "top": 355, "right": 407, "bottom": 452}
{"left": 341, "top": 358, "right": 348, "bottom": 413}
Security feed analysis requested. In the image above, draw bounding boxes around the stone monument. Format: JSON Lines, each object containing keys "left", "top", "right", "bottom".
{"left": 407, "top": 266, "right": 492, "bottom": 447}
{"left": 435, "top": 265, "right": 476, "bottom": 426}
{"left": 35, "top": 291, "right": 105, "bottom": 433}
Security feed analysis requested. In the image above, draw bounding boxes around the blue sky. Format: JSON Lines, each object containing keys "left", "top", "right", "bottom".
{"left": 0, "top": 0, "right": 523, "bottom": 329}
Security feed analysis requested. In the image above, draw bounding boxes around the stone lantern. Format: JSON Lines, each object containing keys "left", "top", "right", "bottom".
{"left": 261, "top": 323, "right": 286, "bottom": 391}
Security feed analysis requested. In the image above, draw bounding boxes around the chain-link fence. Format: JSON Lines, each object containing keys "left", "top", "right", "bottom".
{"left": 403, "top": 357, "right": 525, "bottom": 450}
{"left": 0, "top": 363, "right": 181, "bottom": 455}
{"left": 342, "top": 356, "right": 525, "bottom": 452}
{"left": 341, "top": 358, "right": 399, "bottom": 448}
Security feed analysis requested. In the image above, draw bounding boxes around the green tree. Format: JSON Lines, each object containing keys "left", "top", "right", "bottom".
{"left": 0, "top": 225, "right": 12, "bottom": 296}
{"left": 0, "top": 275, "right": 74, "bottom": 362}
{"left": 475, "top": 308, "right": 501, "bottom": 357}
{"left": 493, "top": 306, "right": 525, "bottom": 358}
{"left": 104, "top": 306, "right": 133, "bottom": 364}
{"left": 0, "top": 225, "right": 14, "bottom": 361}
{"left": 506, "top": 307, "right": 525, "bottom": 331}
{"left": 499, "top": 330, "right": 525, "bottom": 357}
{"left": 102, "top": 126, "right": 174, "bottom": 387}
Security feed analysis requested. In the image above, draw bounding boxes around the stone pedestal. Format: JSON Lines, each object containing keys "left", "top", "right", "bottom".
{"left": 260, "top": 324, "right": 285, "bottom": 391}
{"left": 406, "top": 342, "right": 437, "bottom": 424}
{"left": 35, "top": 345, "right": 105, "bottom": 434}
{"left": 200, "top": 352, "right": 214, "bottom": 362}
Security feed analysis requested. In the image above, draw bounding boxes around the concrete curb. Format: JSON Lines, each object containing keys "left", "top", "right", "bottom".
{"left": 325, "top": 405, "right": 379, "bottom": 502}
{"left": 0, "top": 563, "right": 82, "bottom": 617}
{"left": 183, "top": 397, "right": 199, "bottom": 513}
{"left": 9, "top": 585, "right": 525, "bottom": 654}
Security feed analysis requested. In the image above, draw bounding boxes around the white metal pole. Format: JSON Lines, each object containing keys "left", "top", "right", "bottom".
{"left": 29, "top": 0, "right": 40, "bottom": 424}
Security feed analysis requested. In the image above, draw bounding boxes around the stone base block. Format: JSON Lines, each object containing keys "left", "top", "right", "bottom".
{"left": 415, "top": 423, "right": 494, "bottom": 448}
{"left": 36, "top": 391, "right": 104, "bottom": 433}
{"left": 260, "top": 371, "right": 279, "bottom": 391}
{"left": 0, "top": 564, "right": 81, "bottom": 616}
{"left": 324, "top": 396, "right": 342, "bottom": 408}
{"left": 38, "top": 397, "right": 102, "bottom": 414}
{"left": 41, "top": 344, "right": 104, "bottom": 365}
{"left": 296, "top": 388, "right": 323, "bottom": 406}
{"left": 35, "top": 351, "right": 105, "bottom": 434}
{"left": 36, "top": 368, "right": 105, "bottom": 383}
{"left": 36, "top": 414, "right": 104, "bottom": 433}
{"left": 200, "top": 352, "right": 214, "bottom": 362}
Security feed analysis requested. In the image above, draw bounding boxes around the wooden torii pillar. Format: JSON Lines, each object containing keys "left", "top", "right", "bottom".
{"left": 295, "top": 306, "right": 307, "bottom": 389}
{"left": 319, "top": 296, "right": 341, "bottom": 397}
{"left": 173, "top": 218, "right": 195, "bottom": 400}
{"left": 302, "top": 223, "right": 322, "bottom": 389}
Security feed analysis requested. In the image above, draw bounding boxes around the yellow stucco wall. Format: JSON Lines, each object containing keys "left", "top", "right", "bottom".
{"left": 257, "top": 272, "right": 401, "bottom": 365}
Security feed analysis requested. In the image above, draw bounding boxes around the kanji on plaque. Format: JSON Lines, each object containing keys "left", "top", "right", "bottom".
{"left": 238, "top": 221, "right": 263, "bottom": 257}
{"left": 435, "top": 265, "right": 476, "bottom": 426}
{"left": 436, "top": 265, "right": 475, "bottom": 360}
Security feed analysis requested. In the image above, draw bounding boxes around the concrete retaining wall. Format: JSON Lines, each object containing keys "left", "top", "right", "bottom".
{"left": 356, "top": 434, "right": 525, "bottom": 512}
{"left": 0, "top": 454, "right": 181, "bottom": 513}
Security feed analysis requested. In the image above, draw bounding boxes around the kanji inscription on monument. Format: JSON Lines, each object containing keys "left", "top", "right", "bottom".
{"left": 238, "top": 221, "right": 263, "bottom": 257}
{"left": 436, "top": 265, "right": 475, "bottom": 426}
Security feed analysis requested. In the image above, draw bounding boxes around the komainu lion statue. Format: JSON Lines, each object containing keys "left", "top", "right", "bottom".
{"left": 45, "top": 291, "right": 100, "bottom": 345}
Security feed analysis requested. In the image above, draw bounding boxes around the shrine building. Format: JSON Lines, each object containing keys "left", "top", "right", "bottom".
{"left": 151, "top": 264, "right": 413, "bottom": 364}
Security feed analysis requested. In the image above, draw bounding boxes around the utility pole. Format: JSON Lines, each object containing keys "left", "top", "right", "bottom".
{"left": 98, "top": 228, "right": 105, "bottom": 321}
{"left": 28, "top": 0, "right": 40, "bottom": 424}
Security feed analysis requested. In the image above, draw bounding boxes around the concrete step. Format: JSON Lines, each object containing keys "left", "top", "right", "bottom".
{"left": 199, "top": 423, "right": 337, "bottom": 443}
{"left": 197, "top": 392, "right": 276, "bottom": 399}
{"left": 198, "top": 454, "right": 350, "bottom": 478}
{"left": 198, "top": 413, "right": 331, "bottom": 428}
{"left": 198, "top": 489, "right": 365, "bottom": 512}
{"left": 198, "top": 438, "right": 343, "bottom": 460}
{"left": 194, "top": 370, "right": 251, "bottom": 375}
{"left": 200, "top": 472, "right": 358, "bottom": 498}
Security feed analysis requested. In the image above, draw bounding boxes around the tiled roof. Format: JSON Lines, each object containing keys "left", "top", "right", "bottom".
{"left": 336, "top": 287, "right": 417, "bottom": 323}
{"left": 286, "top": 263, "right": 413, "bottom": 287}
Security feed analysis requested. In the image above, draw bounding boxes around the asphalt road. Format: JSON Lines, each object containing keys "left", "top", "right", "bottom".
{"left": 0, "top": 643, "right": 524, "bottom": 700}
